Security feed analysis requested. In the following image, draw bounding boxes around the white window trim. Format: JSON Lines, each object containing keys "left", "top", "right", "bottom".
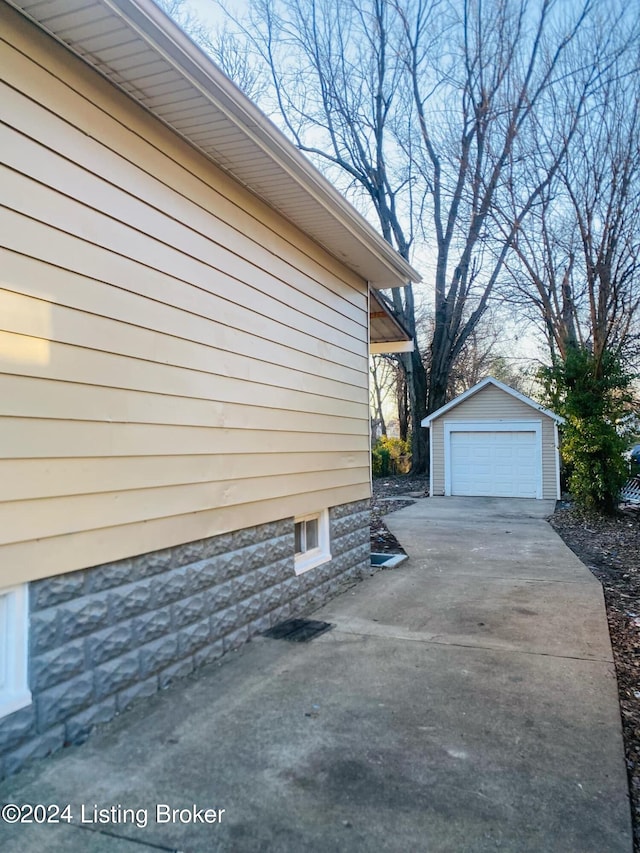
{"left": 443, "top": 420, "right": 543, "bottom": 499}
{"left": 554, "top": 421, "right": 562, "bottom": 500}
{"left": 294, "top": 510, "right": 331, "bottom": 575}
{"left": 0, "top": 584, "right": 31, "bottom": 719}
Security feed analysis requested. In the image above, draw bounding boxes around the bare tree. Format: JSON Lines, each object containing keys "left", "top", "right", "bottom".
{"left": 159, "top": 0, "right": 629, "bottom": 470}
{"left": 370, "top": 355, "right": 396, "bottom": 439}
{"left": 395, "top": 0, "right": 616, "bottom": 415}
{"left": 422, "top": 308, "right": 531, "bottom": 397}
{"left": 213, "top": 0, "right": 431, "bottom": 469}
{"left": 500, "top": 32, "right": 640, "bottom": 373}
{"left": 155, "top": 0, "right": 269, "bottom": 101}
{"left": 223, "top": 1, "right": 608, "bottom": 454}
{"left": 445, "top": 320, "right": 501, "bottom": 397}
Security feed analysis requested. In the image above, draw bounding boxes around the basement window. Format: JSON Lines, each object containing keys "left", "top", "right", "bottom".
{"left": 0, "top": 584, "right": 31, "bottom": 719}
{"left": 294, "top": 510, "right": 331, "bottom": 575}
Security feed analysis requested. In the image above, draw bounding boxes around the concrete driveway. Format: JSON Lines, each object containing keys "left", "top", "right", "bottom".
{"left": 0, "top": 497, "right": 632, "bottom": 852}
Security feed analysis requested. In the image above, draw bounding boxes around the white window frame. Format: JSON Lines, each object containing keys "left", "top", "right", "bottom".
{"left": 294, "top": 509, "right": 331, "bottom": 575}
{"left": 0, "top": 584, "right": 31, "bottom": 719}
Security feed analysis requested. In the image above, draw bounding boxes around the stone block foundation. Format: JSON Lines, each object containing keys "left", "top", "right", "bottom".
{"left": 0, "top": 500, "right": 370, "bottom": 780}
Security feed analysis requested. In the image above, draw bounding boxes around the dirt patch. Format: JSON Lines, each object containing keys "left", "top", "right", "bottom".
{"left": 372, "top": 475, "right": 429, "bottom": 500}
{"left": 370, "top": 475, "right": 429, "bottom": 554}
{"left": 550, "top": 504, "right": 640, "bottom": 850}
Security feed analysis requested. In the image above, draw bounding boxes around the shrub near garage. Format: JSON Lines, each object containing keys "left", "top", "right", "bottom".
{"left": 562, "top": 412, "right": 629, "bottom": 512}
{"left": 540, "top": 346, "right": 635, "bottom": 514}
{"left": 371, "top": 436, "right": 411, "bottom": 478}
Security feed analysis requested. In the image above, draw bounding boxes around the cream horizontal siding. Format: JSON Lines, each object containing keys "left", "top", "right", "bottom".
{"left": 0, "top": 30, "right": 367, "bottom": 310}
{"left": 0, "top": 468, "right": 368, "bottom": 546}
{"left": 0, "top": 420, "right": 368, "bottom": 459}
{"left": 0, "top": 452, "right": 369, "bottom": 503}
{"left": 0, "top": 484, "right": 367, "bottom": 589}
{"left": 0, "top": 172, "right": 366, "bottom": 370}
{"left": 0, "top": 330, "right": 366, "bottom": 406}
{"left": 430, "top": 385, "right": 558, "bottom": 499}
{"left": 0, "top": 8, "right": 372, "bottom": 584}
{"left": 0, "top": 374, "right": 365, "bottom": 433}
{"left": 0, "top": 274, "right": 367, "bottom": 392}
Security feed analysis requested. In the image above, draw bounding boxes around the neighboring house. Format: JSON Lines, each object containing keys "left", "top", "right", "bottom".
{"left": 0, "top": 0, "right": 418, "bottom": 777}
{"left": 422, "top": 377, "right": 564, "bottom": 500}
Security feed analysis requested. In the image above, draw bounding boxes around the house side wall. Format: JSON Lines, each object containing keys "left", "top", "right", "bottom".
{"left": 0, "top": 500, "right": 370, "bottom": 780}
{"left": 430, "top": 385, "right": 558, "bottom": 499}
{"left": 0, "top": 8, "right": 371, "bottom": 586}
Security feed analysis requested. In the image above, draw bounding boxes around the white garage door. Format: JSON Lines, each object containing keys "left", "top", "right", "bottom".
{"left": 449, "top": 430, "right": 539, "bottom": 497}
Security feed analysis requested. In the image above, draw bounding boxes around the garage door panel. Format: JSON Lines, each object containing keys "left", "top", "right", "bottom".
{"left": 449, "top": 430, "right": 538, "bottom": 498}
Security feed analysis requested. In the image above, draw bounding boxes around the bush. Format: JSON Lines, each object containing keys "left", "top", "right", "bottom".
{"left": 562, "top": 415, "right": 629, "bottom": 512}
{"left": 372, "top": 444, "right": 391, "bottom": 477}
{"left": 539, "top": 346, "right": 634, "bottom": 514}
{"left": 371, "top": 436, "right": 411, "bottom": 478}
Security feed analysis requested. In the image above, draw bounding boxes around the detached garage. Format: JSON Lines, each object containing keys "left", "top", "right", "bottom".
{"left": 422, "top": 377, "right": 564, "bottom": 500}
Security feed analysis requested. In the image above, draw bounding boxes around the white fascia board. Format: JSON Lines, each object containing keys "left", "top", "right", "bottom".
{"left": 370, "top": 341, "right": 415, "bottom": 354}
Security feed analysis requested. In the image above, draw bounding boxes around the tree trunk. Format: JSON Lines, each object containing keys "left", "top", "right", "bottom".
{"left": 396, "top": 365, "right": 409, "bottom": 442}
{"left": 370, "top": 360, "right": 387, "bottom": 438}
{"left": 427, "top": 357, "right": 449, "bottom": 416}
{"left": 402, "top": 348, "right": 429, "bottom": 474}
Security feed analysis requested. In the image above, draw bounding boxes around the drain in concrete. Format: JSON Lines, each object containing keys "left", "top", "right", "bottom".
{"left": 262, "top": 618, "right": 333, "bottom": 642}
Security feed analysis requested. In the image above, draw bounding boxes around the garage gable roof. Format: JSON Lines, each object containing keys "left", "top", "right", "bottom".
{"left": 7, "top": 0, "right": 420, "bottom": 290}
{"left": 421, "top": 377, "right": 565, "bottom": 426}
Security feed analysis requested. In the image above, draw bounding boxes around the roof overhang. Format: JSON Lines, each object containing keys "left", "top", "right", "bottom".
{"left": 421, "top": 376, "right": 565, "bottom": 426}
{"left": 7, "top": 0, "right": 421, "bottom": 290}
{"left": 369, "top": 290, "right": 414, "bottom": 354}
